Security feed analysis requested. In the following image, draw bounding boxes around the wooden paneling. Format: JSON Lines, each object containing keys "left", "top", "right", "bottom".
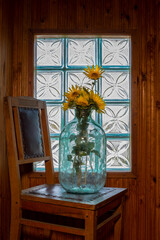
{"left": 156, "top": 1, "right": 160, "bottom": 240}
{"left": 0, "top": 0, "right": 13, "bottom": 239}
{"left": 0, "top": 0, "right": 160, "bottom": 239}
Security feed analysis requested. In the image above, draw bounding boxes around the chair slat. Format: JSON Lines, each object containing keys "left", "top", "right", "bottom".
{"left": 41, "top": 108, "right": 54, "bottom": 184}
{"left": 20, "top": 218, "right": 85, "bottom": 236}
{"left": 18, "top": 156, "right": 50, "bottom": 165}
{"left": 38, "top": 109, "right": 46, "bottom": 156}
{"left": 11, "top": 97, "right": 45, "bottom": 109}
{"left": 13, "top": 107, "right": 25, "bottom": 160}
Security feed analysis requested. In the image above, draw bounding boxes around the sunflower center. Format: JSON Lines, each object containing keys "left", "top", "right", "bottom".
{"left": 72, "top": 92, "right": 79, "bottom": 97}
{"left": 91, "top": 72, "right": 99, "bottom": 80}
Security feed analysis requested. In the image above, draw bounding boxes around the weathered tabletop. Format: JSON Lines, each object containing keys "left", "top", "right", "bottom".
{"left": 22, "top": 184, "right": 127, "bottom": 210}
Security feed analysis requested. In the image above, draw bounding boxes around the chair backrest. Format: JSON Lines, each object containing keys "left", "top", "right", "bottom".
{"left": 4, "top": 97, "right": 54, "bottom": 197}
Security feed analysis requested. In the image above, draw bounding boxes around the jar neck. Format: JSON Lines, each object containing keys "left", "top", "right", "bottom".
{"left": 75, "top": 108, "right": 91, "bottom": 121}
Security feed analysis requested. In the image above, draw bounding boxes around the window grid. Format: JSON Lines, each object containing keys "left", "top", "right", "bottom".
{"left": 34, "top": 37, "right": 131, "bottom": 172}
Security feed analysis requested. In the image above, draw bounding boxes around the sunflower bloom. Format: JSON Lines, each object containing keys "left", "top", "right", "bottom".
{"left": 90, "top": 91, "right": 105, "bottom": 113}
{"left": 65, "top": 85, "right": 81, "bottom": 101}
{"left": 62, "top": 66, "right": 105, "bottom": 114}
{"left": 83, "top": 65, "right": 104, "bottom": 80}
{"left": 76, "top": 96, "right": 89, "bottom": 107}
{"left": 63, "top": 102, "right": 69, "bottom": 111}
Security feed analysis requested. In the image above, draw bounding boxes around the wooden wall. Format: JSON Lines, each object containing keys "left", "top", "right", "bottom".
{"left": 156, "top": 1, "right": 160, "bottom": 239}
{"left": 0, "top": 0, "right": 160, "bottom": 239}
{"left": 0, "top": 0, "right": 13, "bottom": 239}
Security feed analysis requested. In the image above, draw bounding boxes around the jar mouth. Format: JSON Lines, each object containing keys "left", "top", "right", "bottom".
{"left": 75, "top": 108, "right": 91, "bottom": 119}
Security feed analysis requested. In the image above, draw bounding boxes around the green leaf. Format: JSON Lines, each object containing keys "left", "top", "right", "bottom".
{"left": 72, "top": 145, "right": 87, "bottom": 156}
{"left": 91, "top": 150, "right": 101, "bottom": 158}
{"left": 71, "top": 142, "right": 95, "bottom": 156}
{"left": 89, "top": 134, "right": 96, "bottom": 138}
{"left": 69, "top": 134, "right": 77, "bottom": 142}
{"left": 87, "top": 142, "right": 95, "bottom": 151}
{"left": 67, "top": 155, "right": 73, "bottom": 161}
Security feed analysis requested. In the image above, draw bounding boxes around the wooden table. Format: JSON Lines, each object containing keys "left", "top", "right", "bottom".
{"left": 21, "top": 184, "right": 127, "bottom": 240}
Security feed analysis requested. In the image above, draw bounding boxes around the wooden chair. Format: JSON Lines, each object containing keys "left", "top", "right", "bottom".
{"left": 4, "top": 96, "right": 127, "bottom": 240}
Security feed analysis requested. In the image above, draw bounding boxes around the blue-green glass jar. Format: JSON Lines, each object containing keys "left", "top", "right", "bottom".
{"left": 59, "top": 109, "right": 106, "bottom": 194}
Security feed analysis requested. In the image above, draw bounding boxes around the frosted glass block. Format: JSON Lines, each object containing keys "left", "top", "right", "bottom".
{"left": 47, "top": 105, "right": 62, "bottom": 134}
{"left": 102, "top": 71, "right": 130, "bottom": 99}
{"left": 102, "top": 38, "right": 130, "bottom": 66}
{"left": 34, "top": 161, "right": 45, "bottom": 171}
{"left": 36, "top": 39, "right": 62, "bottom": 66}
{"left": 107, "top": 139, "right": 130, "bottom": 169}
{"left": 67, "top": 39, "right": 96, "bottom": 66}
{"left": 36, "top": 71, "right": 62, "bottom": 100}
{"left": 68, "top": 109, "right": 96, "bottom": 122}
{"left": 68, "top": 109, "right": 75, "bottom": 122}
{"left": 51, "top": 138, "right": 59, "bottom": 169}
{"left": 67, "top": 71, "right": 95, "bottom": 90}
{"left": 102, "top": 105, "right": 130, "bottom": 133}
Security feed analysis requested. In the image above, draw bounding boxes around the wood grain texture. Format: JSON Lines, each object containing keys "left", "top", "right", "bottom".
{"left": 155, "top": 2, "right": 160, "bottom": 240}
{"left": 0, "top": 0, "right": 160, "bottom": 239}
{"left": 0, "top": 0, "right": 13, "bottom": 239}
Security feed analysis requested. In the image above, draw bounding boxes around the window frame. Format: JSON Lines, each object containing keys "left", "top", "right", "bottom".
{"left": 28, "top": 31, "right": 138, "bottom": 179}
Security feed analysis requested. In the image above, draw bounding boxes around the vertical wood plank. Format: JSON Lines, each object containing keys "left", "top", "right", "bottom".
{"left": 13, "top": 107, "right": 25, "bottom": 160}
{"left": 76, "top": 0, "right": 86, "bottom": 31}
{"left": 57, "top": 0, "right": 68, "bottom": 31}
{"left": 145, "top": 1, "right": 157, "bottom": 240}
{"left": 155, "top": 1, "right": 160, "bottom": 240}
{"left": 85, "top": 211, "right": 97, "bottom": 240}
{"left": 0, "top": 0, "right": 13, "bottom": 238}
{"left": 21, "top": 0, "right": 32, "bottom": 96}
{"left": 113, "top": 203, "right": 122, "bottom": 240}
{"left": 103, "top": 0, "right": 113, "bottom": 31}
{"left": 136, "top": 1, "right": 147, "bottom": 239}
{"left": 41, "top": 108, "right": 54, "bottom": 184}
{"left": 49, "top": 0, "right": 58, "bottom": 30}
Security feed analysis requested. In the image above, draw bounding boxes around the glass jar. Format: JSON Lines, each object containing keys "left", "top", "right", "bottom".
{"left": 59, "top": 109, "right": 106, "bottom": 193}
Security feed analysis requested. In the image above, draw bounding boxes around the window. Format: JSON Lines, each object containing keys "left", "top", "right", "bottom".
{"left": 34, "top": 36, "right": 131, "bottom": 172}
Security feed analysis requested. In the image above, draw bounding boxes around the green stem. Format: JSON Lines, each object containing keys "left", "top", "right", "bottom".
{"left": 71, "top": 156, "right": 76, "bottom": 186}
{"left": 77, "top": 155, "right": 82, "bottom": 187}
{"left": 89, "top": 158, "right": 94, "bottom": 176}
{"left": 91, "top": 81, "right": 96, "bottom": 91}
{"left": 85, "top": 156, "right": 87, "bottom": 185}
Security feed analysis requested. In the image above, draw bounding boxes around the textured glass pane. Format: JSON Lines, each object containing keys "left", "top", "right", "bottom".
{"left": 67, "top": 71, "right": 95, "bottom": 90}
{"left": 51, "top": 138, "right": 59, "bottom": 169}
{"left": 102, "top": 105, "right": 130, "bottom": 134}
{"left": 36, "top": 39, "right": 63, "bottom": 66}
{"left": 102, "top": 71, "right": 130, "bottom": 100}
{"left": 68, "top": 109, "right": 75, "bottom": 122}
{"left": 36, "top": 71, "right": 63, "bottom": 100}
{"left": 34, "top": 36, "right": 132, "bottom": 173}
{"left": 67, "top": 39, "right": 96, "bottom": 66}
{"left": 34, "top": 161, "right": 45, "bottom": 171}
{"left": 47, "top": 105, "right": 62, "bottom": 134}
{"left": 102, "top": 38, "right": 130, "bottom": 66}
{"left": 107, "top": 139, "right": 130, "bottom": 169}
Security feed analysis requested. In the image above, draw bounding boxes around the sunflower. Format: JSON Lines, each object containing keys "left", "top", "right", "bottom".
{"left": 83, "top": 65, "right": 104, "bottom": 80}
{"left": 63, "top": 102, "right": 69, "bottom": 111}
{"left": 65, "top": 85, "right": 81, "bottom": 102}
{"left": 90, "top": 91, "right": 105, "bottom": 113}
{"left": 76, "top": 96, "right": 89, "bottom": 107}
